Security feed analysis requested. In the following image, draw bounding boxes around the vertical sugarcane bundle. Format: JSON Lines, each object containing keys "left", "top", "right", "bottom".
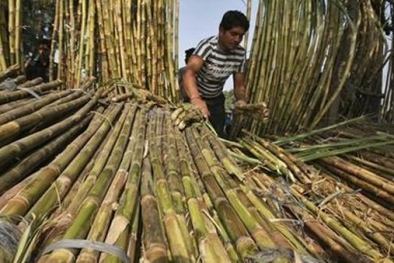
{"left": 243, "top": 0, "right": 391, "bottom": 137}
{"left": 47, "top": 0, "right": 179, "bottom": 101}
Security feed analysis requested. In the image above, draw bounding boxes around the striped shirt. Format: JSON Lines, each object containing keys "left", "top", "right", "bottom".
{"left": 194, "top": 36, "right": 246, "bottom": 98}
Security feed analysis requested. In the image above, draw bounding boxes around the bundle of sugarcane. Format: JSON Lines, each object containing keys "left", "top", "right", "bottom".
{"left": 0, "top": 0, "right": 22, "bottom": 71}
{"left": 251, "top": 171, "right": 394, "bottom": 263}
{"left": 170, "top": 103, "right": 206, "bottom": 130}
{"left": 233, "top": 102, "right": 270, "bottom": 122}
{"left": 46, "top": 0, "right": 179, "bottom": 101}
{"left": 1, "top": 77, "right": 394, "bottom": 262}
{"left": 229, "top": 102, "right": 270, "bottom": 139}
{"left": 244, "top": 0, "right": 392, "bottom": 137}
{"left": 230, "top": 128, "right": 394, "bottom": 262}
{"left": 0, "top": 83, "right": 330, "bottom": 262}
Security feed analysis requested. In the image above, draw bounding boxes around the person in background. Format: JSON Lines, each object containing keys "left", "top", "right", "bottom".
{"left": 183, "top": 10, "right": 249, "bottom": 138}
{"left": 178, "top": 47, "right": 195, "bottom": 99}
{"left": 25, "top": 39, "right": 50, "bottom": 82}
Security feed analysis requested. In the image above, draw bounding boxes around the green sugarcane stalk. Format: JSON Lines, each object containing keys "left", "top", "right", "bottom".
{"left": 174, "top": 127, "right": 234, "bottom": 262}
{"left": 290, "top": 187, "right": 390, "bottom": 262}
{"left": 0, "top": 93, "right": 90, "bottom": 143}
{"left": 185, "top": 127, "right": 259, "bottom": 260}
{"left": 0, "top": 114, "right": 92, "bottom": 195}
{"left": 25, "top": 104, "right": 124, "bottom": 219}
{"left": 127, "top": 205, "right": 141, "bottom": 263}
{"left": 163, "top": 111, "right": 198, "bottom": 259}
{"left": 0, "top": 91, "right": 103, "bottom": 218}
{"left": 200, "top": 125, "right": 245, "bottom": 181}
{"left": 286, "top": 202, "right": 373, "bottom": 263}
{"left": 75, "top": 165, "right": 129, "bottom": 262}
{"left": 240, "top": 137, "right": 295, "bottom": 182}
{"left": 0, "top": 79, "right": 62, "bottom": 104}
{"left": 0, "top": 89, "right": 101, "bottom": 168}
{"left": 44, "top": 102, "right": 134, "bottom": 262}
{"left": 242, "top": 172, "right": 319, "bottom": 257}
{"left": 0, "top": 90, "right": 73, "bottom": 125}
{"left": 101, "top": 107, "right": 147, "bottom": 263}
{"left": 140, "top": 157, "right": 168, "bottom": 263}
{"left": 242, "top": 130, "right": 314, "bottom": 183}
{"left": 330, "top": 205, "right": 394, "bottom": 256}
{"left": 61, "top": 104, "right": 132, "bottom": 215}
{"left": 193, "top": 128, "right": 304, "bottom": 263}
{"left": 148, "top": 110, "right": 193, "bottom": 263}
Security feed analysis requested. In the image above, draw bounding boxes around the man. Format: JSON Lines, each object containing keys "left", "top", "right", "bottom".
{"left": 183, "top": 10, "right": 249, "bottom": 138}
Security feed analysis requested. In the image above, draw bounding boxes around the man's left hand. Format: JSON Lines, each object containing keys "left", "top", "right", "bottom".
{"left": 234, "top": 99, "right": 247, "bottom": 108}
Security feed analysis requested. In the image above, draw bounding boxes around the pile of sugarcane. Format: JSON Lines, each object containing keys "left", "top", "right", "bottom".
{"left": 1, "top": 0, "right": 179, "bottom": 101}
{"left": 244, "top": 0, "right": 393, "bottom": 136}
{"left": 229, "top": 119, "right": 394, "bottom": 262}
{"left": 46, "top": 0, "right": 179, "bottom": 100}
{"left": 1, "top": 68, "right": 394, "bottom": 262}
{"left": 0, "top": 74, "right": 321, "bottom": 263}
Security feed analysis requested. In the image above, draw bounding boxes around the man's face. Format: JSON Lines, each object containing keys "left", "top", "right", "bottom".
{"left": 219, "top": 26, "right": 246, "bottom": 51}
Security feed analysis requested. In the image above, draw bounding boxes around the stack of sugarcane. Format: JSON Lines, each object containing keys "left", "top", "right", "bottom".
{"left": 242, "top": 0, "right": 392, "bottom": 138}
{"left": 3, "top": 75, "right": 384, "bottom": 262}
{"left": 47, "top": 0, "right": 179, "bottom": 101}
{"left": 0, "top": 0, "right": 179, "bottom": 101}
{"left": 230, "top": 118, "right": 394, "bottom": 262}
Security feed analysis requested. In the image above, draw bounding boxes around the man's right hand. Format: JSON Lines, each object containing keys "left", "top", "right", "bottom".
{"left": 190, "top": 97, "right": 210, "bottom": 118}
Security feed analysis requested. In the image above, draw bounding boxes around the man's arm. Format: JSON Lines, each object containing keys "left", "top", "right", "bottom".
{"left": 184, "top": 55, "right": 210, "bottom": 117}
{"left": 233, "top": 72, "right": 247, "bottom": 106}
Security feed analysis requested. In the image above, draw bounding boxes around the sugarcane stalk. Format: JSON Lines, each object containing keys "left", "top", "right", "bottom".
{"left": 140, "top": 157, "right": 168, "bottom": 263}
{"left": 0, "top": 114, "right": 92, "bottom": 195}
{"left": 185, "top": 127, "right": 259, "bottom": 260}
{"left": 0, "top": 64, "right": 20, "bottom": 82}
{"left": 0, "top": 90, "right": 104, "bottom": 218}
{"left": 290, "top": 188, "right": 389, "bottom": 261}
{"left": 61, "top": 104, "right": 132, "bottom": 215}
{"left": 25, "top": 104, "right": 125, "bottom": 219}
{"left": 163, "top": 111, "right": 198, "bottom": 259}
{"left": 75, "top": 165, "right": 129, "bottom": 262}
{"left": 101, "top": 107, "right": 147, "bottom": 263}
{"left": 0, "top": 90, "right": 73, "bottom": 125}
{"left": 148, "top": 110, "right": 193, "bottom": 262}
{"left": 44, "top": 103, "right": 134, "bottom": 262}
{"left": 0, "top": 79, "right": 62, "bottom": 104}
{"left": 0, "top": 89, "right": 101, "bottom": 169}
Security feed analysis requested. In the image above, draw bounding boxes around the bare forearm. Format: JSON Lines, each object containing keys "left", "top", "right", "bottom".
{"left": 184, "top": 69, "right": 201, "bottom": 100}
{"left": 234, "top": 85, "right": 247, "bottom": 101}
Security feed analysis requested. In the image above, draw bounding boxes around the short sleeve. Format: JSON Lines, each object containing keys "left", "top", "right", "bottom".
{"left": 237, "top": 55, "right": 247, "bottom": 73}
{"left": 194, "top": 38, "right": 212, "bottom": 61}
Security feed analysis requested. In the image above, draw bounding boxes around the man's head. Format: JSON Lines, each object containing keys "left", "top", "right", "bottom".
{"left": 218, "top": 10, "right": 249, "bottom": 51}
{"left": 184, "top": 48, "right": 195, "bottom": 64}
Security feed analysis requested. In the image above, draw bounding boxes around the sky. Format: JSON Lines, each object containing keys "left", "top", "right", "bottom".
{"left": 178, "top": 0, "right": 259, "bottom": 90}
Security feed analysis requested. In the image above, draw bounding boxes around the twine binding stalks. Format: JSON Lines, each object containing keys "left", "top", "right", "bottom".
{"left": 0, "top": 219, "right": 21, "bottom": 263}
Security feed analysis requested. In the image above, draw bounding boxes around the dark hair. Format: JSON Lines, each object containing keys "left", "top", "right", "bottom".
{"left": 219, "top": 10, "right": 249, "bottom": 32}
{"left": 184, "top": 48, "right": 195, "bottom": 64}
